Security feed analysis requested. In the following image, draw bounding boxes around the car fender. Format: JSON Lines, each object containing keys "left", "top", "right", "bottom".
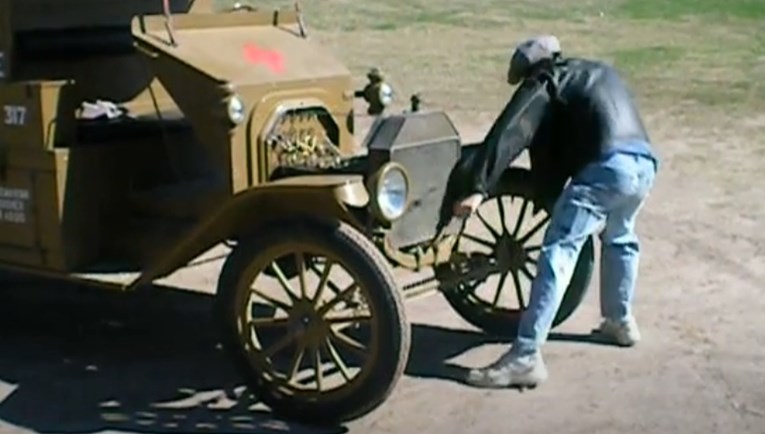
{"left": 127, "top": 174, "right": 369, "bottom": 289}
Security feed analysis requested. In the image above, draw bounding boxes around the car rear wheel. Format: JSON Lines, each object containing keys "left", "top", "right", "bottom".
{"left": 438, "top": 168, "right": 595, "bottom": 338}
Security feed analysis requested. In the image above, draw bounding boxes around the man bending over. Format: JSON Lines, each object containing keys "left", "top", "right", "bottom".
{"left": 450, "top": 35, "right": 659, "bottom": 388}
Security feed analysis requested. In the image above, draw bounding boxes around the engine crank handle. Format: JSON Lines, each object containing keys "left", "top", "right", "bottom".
{"left": 428, "top": 215, "right": 466, "bottom": 252}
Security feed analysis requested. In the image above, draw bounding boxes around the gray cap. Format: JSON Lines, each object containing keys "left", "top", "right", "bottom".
{"left": 507, "top": 35, "right": 562, "bottom": 85}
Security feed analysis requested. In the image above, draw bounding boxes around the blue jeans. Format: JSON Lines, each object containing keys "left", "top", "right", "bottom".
{"left": 511, "top": 148, "right": 658, "bottom": 357}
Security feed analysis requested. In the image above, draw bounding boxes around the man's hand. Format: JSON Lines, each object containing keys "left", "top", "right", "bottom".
{"left": 453, "top": 193, "right": 485, "bottom": 218}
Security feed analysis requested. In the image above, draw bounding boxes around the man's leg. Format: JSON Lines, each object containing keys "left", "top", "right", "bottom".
{"left": 596, "top": 154, "right": 656, "bottom": 345}
{"left": 465, "top": 176, "right": 611, "bottom": 388}
{"left": 513, "top": 183, "right": 608, "bottom": 354}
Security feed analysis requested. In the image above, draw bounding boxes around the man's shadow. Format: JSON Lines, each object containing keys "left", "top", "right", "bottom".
{"left": 405, "top": 323, "right": 626, "bottom": 384}
{"left": 0, "top": 272, "right": 610, "bottom": 434}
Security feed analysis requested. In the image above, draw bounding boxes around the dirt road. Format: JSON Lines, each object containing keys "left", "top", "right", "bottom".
{"left": 0, "top": 113, "right": 763, "bottom": 434}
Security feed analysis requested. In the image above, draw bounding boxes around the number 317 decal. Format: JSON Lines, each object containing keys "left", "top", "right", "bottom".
{"left": 3, "top": 105, "right": 26, "bottom": 126}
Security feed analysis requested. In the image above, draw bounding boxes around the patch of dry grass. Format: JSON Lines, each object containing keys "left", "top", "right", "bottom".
{"left": 218, "top": 0, "right": 764, "bottom": 122}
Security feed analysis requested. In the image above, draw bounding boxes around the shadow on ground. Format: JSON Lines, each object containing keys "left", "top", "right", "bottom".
{"left": 0, "top": 273, "right": 606, "bottom": 434}
{"left": 0, "top": 274, "right": 339, "bottom": 434}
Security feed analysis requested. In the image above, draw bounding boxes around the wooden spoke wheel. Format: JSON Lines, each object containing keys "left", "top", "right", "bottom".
{"left": 439, "top": 168, "right": 595, "bottom": 337}
{"left": 215, "top": 218, "right": 410, "bottom": 425}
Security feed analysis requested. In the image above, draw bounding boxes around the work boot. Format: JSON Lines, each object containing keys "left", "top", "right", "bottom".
{"left": 595, "top": 317, "right": 641, "bottom": 347}
{"left": 465, "top": 349, "right": 548, "bottom": 389}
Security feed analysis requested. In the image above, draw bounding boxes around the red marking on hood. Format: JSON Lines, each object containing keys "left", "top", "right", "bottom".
{"left": 243, "top": 43, "right": 285, "bottom": 73}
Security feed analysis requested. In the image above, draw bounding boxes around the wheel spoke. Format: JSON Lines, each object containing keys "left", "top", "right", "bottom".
{"left": 250, "top": 317, "right": 290, "bottom": 329}
{"left": 295, "top": 252, "right": 308, "bottom": 299}
{"left": 313, "top": 347, "right": 324, "bottom": 392}
{"left": 309, "top": 262, "right": 341, "bottom": 296}
{"left": 475, "top": 209, "right": 500, "bottom": 239}
{"left": 512, "top": 199, "right": 529, "bottom": 237}
{"left": 251, "top": 289, "right": 292, "bottom": 312}
{"left": 492, "top": 272, "right": 509, "bottom": 306}
{"left": 461, "top": 233, "right": 495, "bottom": 250}
{"left": 324, "top": 280, "right": 345, "bottom": 298}
{"left": 270, "top": 262, "right": 299, "bottom": 304}
{"left": 525, "top": 259, "right": 538, "bottom": 275}
{"left": 496, "top": 198, "right": 508, "bottom": 235}
{"left": 520, "top": 266, "right": 535, "bottom": 282}
{"left": 525, "top": 245, "right": 542, "bottom": 253}
{"left": 263, "top": 333, "right": 296, "bottom": 358}
{"left": 287, "top": 341, "right": 306, "bottom": 382}
{"left": 519, "top": 214, "right": 551, "bottom": 244}
{"left": 295, "top": 354, "right": 341, "bottom": 387}
{"left": 329, "top": 328, "right": 367, "bottom": 358}
{"left": 511, "top": 271, "right": 525, "bottom": 309}
{"left": 325, "top": 337, "right": 352, "bottom": 382}
{"left": 318, "top": 283, "right": 359, "bottom": 315}
{"left": 312, "top": 259, "right": 334, "bottom": 307}
{"left": 325, "top": 314, "right": 372, "bottom": 326}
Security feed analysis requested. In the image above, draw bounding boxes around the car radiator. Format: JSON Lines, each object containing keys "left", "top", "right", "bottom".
{"left": 365, "top": 111, "right": 462, "bottom": 250}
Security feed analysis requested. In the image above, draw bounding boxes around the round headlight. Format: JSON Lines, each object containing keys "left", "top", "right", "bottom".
{"left": 373, "top": 163, "right": 409, "bottom": 221}
{"left": 227, "top": 95, "right": 246, "bottom": 124}
{"left": 378, "top": 82, "right": 394, "bottom": 106}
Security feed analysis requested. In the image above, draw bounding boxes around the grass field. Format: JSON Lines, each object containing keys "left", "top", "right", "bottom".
{"left": 222, "top": 0, "right": 765, "bottom": 120}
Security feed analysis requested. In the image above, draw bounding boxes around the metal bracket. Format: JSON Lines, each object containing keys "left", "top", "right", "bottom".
{"left": 295, "top": 1, "right": 308, "bottom": 38}
{"left": 162, "top": 0, "right": 177, "bottom": 46}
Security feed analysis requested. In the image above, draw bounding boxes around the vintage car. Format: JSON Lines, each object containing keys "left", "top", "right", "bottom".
{"left": 0, "top": 0, "right": 595, "bottom": 426}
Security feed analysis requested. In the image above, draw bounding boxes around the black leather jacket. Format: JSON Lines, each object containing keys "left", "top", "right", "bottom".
{"left": 455, "top": 57, "right": 654, "bottom": 205}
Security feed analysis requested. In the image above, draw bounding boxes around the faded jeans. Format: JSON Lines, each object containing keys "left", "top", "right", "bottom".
{"left": 511, "top": 146, "right": 658, "bottom": 359}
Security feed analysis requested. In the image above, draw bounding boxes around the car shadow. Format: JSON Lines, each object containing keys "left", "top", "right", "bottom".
{"left": 0, "top": 273, "right": 608, "bottom": 434}
{"left": 0, "top": 274, "right": 346, "bottom": 434}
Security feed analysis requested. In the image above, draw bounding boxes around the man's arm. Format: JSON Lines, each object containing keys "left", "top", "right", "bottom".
{"left": 463, "top": 76, "right": 552, "bottom": 197}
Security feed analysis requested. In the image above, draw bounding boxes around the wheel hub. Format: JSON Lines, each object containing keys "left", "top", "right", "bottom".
{"left": 438, "top": 233, "right": 530, "bottom": 290}
{"left": 494, "top": 234, "right": 527, "bottom": 273}
{"left": 287, "top": 301, "right": 328, "bottom": 345}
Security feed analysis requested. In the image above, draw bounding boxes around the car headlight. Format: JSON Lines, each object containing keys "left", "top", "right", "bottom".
{"left": 378, "top": 82, "right": 394, "bottom": 106}
{"left": 227, "top": 94, "right": 246, "bottom": 124}
{"left": 369, "top": 162, "right": 409, "bottom": 222}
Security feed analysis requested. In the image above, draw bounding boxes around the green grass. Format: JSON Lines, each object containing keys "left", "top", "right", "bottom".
{"left": 218, "top": 0, "right": 615, "bottom": 30}
{"left": 611, "top": 46, "right": 686, "bottom": 74}
{"left": 617, "top": 0, "right": 765, "bottom": 20}
{"left": 220, "top": 0, "right": 765, "bottom": 29}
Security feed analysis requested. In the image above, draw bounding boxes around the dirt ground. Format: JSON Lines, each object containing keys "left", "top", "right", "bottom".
{"left": 1, "top": 2, "right": 763, "bottom": 431}
{"left": 0, "top": 105, "right": 763, "bottom": 434}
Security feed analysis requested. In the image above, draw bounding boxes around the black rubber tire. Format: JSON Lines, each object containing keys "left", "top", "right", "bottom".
{"left": 441, "top": 168, "right": 595, "bottom": 338}
{"left": 214, "top": 217, "right": 410, "bottom": 426}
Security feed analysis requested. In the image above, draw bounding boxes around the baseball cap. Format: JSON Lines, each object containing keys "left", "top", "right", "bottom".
{"left": 507, "top": 35, "right": 562, "bottom": 85}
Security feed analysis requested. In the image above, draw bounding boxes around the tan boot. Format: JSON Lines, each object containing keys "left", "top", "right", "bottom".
{"left": 595, "top": 317, "right": 641, "bottom": 347}
{"left": 465, "top": 350, "right": 548, "bottom": 389}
